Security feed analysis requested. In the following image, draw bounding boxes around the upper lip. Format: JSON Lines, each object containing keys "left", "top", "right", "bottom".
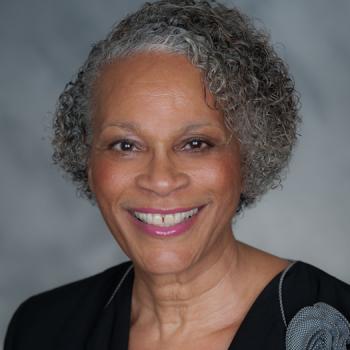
{"left": 131, "top": 205, "right": 204, "bottom": 215}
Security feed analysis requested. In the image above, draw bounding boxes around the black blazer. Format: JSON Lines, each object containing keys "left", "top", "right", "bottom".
{"left": 4, "top": 261, "right": 350, "bottom": 349}
{"left": 4, "top": 261, "right": 134, "bottom": 350}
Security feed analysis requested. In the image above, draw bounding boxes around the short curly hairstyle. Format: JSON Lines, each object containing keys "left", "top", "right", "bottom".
{"left": 52, "top": 0, "right": 300, "bottom": 212}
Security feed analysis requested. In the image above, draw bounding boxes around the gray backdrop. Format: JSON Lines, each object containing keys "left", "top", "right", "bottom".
{"left": 1, "top": 0, "right": 349, "bottom": 345}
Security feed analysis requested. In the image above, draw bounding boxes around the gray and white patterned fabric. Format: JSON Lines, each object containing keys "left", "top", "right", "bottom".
{"left": 286, "top": 302, "right": 350, "bottom": 350}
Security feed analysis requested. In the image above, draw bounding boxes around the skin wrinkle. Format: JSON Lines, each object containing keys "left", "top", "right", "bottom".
{"left": 131, "top": 246, "right": 242, "bottom": 337}
{"left": 96, "top": 122, "right": 227, "bottom": 142}
{"left": 131, "top": 242, "right": 240, "bottom": 316}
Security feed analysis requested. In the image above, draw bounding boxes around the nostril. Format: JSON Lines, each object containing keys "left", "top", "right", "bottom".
{"left": 135, "top": 160, "right": 190, "bottom": 195}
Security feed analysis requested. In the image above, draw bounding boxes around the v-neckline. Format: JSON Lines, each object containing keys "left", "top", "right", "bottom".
{"left": 228, "top": 261, "right": 298, "bottom": 349}
{"left": 106, "top": 261, "right": 298, "bottom": 350}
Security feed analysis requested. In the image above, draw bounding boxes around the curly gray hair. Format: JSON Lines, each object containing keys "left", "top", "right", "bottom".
{"left": 52, "top": 0, "right": 300, "bottom": 212}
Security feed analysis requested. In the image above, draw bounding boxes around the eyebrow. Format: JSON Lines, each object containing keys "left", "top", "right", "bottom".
{"left": 101, "top": 121, "right": 140, "bottom": 132}
{"left": 101, "top": 121, "right": 218, "bottom": 133}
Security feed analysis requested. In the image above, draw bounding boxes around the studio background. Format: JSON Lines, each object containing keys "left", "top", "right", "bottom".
{"left": 1, "top": 0, "right": 349, "bottom": 345}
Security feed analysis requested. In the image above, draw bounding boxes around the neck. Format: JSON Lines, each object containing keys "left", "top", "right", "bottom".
{"left": 130, "top": 234, "right": 252, "bottom": 339}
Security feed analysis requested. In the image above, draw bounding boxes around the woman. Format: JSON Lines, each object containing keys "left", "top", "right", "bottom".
{"left": 5, "top": 0, "right": 350, "bottom": 349}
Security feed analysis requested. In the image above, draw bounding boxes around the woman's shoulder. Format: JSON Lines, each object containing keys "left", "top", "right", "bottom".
{"left": 14, "top": 260, "right": 132, "bottom": 312}
{"left": 281, "top": 261, "right": 350, "bottom": 323}
{"left": 4, "top": 260, "right": 132, "bottom": 349}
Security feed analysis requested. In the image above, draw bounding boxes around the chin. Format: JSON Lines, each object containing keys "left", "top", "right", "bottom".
{"left": 134, "top": 249, "right": 195, "bottom": 276}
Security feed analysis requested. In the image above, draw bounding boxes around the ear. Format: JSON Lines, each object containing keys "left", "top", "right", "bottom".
{"left": 87, "top": 163, "right": 94, "bottom": 194}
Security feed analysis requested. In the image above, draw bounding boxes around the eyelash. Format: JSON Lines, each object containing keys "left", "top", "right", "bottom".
{"left": 108, "top": 138, "right": 214, "bottom": 153}
{"left": 180, "top": 138, "right": 214, "bottom": 152}
{"left": 109, "top": 139, "right": 140, "bottom": 152}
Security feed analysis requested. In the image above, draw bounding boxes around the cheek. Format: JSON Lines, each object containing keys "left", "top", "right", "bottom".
{"left": 190, "top": 153, "right": 242, "bottom": 201}
{"left": 89, "top": 156, "right": 130, "bottom": 201}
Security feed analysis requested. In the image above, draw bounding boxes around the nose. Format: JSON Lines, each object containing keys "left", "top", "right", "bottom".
{"left": 135, "top": 152, "right": 190, "bottom": 197}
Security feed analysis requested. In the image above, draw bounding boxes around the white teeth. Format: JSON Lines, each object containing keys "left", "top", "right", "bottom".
{"left": 139, "top": 213, "right": 147, "bottom": 222}
{"left": 146, "top": 213, "right": 152, "bottom": 223}
{"left": 134, "top": 208, "right": 199, "bottom": 227}
{"left": 174, "top": 213, "right": 182, "bottom": 224}
{"left": 163, "top": 214, "right": 175, "bottom": 226}
{"left": 153, "top": 214, "right": 163, "bottom": 226}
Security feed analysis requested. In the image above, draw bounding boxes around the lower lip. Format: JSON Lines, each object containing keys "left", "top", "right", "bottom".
{"left": 129, "top": 209, "right": 202, "bottom": 238}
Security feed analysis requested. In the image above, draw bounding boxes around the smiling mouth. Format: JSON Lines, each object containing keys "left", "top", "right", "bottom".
{"left": 132, "top": 207, "right": 201, "bottom": 227}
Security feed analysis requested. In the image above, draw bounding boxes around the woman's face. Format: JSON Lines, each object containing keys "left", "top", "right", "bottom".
{"left": 88, "top": 52, "right": 242, "bottom": 275}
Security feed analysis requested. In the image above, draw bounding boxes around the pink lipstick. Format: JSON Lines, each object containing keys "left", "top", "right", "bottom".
{"left": 129, "top": 206, "right": 204, "bottom": 238}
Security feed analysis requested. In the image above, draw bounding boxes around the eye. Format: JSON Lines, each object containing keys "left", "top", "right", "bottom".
{"left": 110, "top": 139, "right": 139, "bottom": 152}
{"left": 182, "top": 138, "right": 213, "bottom": 152}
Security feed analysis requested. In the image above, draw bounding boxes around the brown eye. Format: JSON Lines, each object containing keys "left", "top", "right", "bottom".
{"left": 110, "top": 139, "right": 137, "bottom": 152}
{"left": 182, "top": 138, "right": 213, "bottom": 151}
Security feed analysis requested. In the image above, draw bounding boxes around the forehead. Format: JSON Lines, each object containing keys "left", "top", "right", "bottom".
{"left": 91, "top": 52, "right": 224, "bottom": 130}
